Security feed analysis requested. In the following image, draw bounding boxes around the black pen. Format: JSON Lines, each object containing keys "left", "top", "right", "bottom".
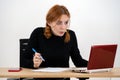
{"left": 32, "top": 48, "right": 45, "bottom": 61}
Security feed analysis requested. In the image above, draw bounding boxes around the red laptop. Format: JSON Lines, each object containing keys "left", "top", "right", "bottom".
{"left": 87, "top": 44, "right": 118, "bottom": 72}
{"left": 73, "top": 44, "right": 118, "bottom": 73}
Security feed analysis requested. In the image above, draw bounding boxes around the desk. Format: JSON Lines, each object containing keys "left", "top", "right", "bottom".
{"left": 0, "top": 67, "right": 120, "bottom": 78}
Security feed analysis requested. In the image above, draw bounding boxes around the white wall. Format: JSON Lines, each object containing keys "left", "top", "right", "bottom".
{"left": 0, "top": 0, "right": 120, "bottom": 80}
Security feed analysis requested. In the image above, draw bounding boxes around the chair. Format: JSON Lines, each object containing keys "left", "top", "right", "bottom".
{"left": 7, "top": 39, "right": 34, "bottom": 80}
{"left": 20, "top": 39, "right": 29, "bottom": 68}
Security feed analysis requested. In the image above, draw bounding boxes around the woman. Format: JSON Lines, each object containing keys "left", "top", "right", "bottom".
{"left": 24, "top": 4, "right": 88, "bottom": 80}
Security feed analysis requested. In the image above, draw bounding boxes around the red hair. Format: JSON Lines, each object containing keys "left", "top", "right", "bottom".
{"left": 44, "top": 4, "right": 70, "bottom": 43}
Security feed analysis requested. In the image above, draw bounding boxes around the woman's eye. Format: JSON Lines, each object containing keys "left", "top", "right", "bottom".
{"left": 65, "top": 21, "right": 68, "bottom": 25}
{"left": 56, "top": 21, "right": 69, "bottom": 26}
{"left": 56, "top": 21, "right": 62, "bottom": 25}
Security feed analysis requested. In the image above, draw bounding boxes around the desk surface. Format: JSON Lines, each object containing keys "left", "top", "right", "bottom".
{"left": 0, "top": 67, "right": 120, "bottom": 78}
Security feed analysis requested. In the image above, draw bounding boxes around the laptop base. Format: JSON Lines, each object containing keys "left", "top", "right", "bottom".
{"left": 72, "top": 68, "right": 111, "bottom": 73}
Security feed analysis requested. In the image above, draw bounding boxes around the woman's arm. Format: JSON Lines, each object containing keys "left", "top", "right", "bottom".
{"left": 69, "top": 30, "right": 88, "bottom": 67}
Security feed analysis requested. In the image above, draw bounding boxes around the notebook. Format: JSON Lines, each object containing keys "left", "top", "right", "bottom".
{"left": 73, "top": 44, "right": 118, "bottom": 73}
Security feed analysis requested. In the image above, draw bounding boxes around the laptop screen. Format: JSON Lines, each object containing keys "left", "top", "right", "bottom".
{"left": 87, "top": 44, "right": 117, "bottom": 70}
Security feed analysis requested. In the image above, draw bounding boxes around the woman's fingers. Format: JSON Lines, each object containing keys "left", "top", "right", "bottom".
{"left": 33, "top": 53, "right": 42, "bottom": 68}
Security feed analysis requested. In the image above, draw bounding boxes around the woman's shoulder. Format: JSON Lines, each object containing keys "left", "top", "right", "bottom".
{"left": 32, "top": 27, "right": 45, "bottom": 33}
{"left": 34, "top": 27, "right": 45, "bottom": 31}
{"left": 68, "top": 29, "right": 76, "bottom": 35}
{"left": 68, "top": 29, "right": 77, "bottom": 42}
{"left": 31, "top": 27, "right": 45, "bottom": 36}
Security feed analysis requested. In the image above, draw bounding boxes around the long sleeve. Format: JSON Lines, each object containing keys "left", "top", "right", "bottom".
{"left": 22, "top": 27, "right": 88, "bottom": 69}
{"left": 69, "top": 31, "right": 88, "bottom": 67}
{"left": 22, "top": 28, "right": 41, "bottom": 68}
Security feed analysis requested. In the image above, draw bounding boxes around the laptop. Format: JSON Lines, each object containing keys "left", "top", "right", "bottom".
{"left": 72, "top": 44, "right": 118, "bottom": 73}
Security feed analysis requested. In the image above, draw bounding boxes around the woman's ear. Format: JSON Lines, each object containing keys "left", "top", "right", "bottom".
{"left": 47, "top": 22, "right": 51, "bottom": 27}
{"left": 47, "top": 22, "right": 55, "bottom": 28}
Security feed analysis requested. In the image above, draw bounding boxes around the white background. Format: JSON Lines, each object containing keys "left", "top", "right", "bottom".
{"left": 0, "top": 0, "right": 120, "bottom": 80}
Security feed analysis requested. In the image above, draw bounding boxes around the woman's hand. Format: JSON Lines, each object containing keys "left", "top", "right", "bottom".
{"left": 33, "top": 53, "right": 42, "bottom": 68}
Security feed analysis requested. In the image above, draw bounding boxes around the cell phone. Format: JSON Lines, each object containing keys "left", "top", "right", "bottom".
{"left": 8, "top": 68, "right": 22, "bottom": 72}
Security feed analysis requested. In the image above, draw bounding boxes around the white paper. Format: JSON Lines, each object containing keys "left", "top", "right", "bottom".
{"left": 32, "top": 67, "right": 69, "bottom": 72}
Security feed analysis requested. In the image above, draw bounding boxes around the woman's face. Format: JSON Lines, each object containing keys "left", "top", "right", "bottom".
{"left": 48, "top": 15, "right": 70, "bottom": 37}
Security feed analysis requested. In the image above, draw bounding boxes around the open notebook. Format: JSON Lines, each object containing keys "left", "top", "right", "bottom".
{"left": 73, "top": 44, "right": 118, "bottom": 73}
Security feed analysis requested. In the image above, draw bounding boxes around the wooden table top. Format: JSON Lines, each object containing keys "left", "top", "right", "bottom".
{"left": 0, "top": 67, "right": 120, "bottom": 78}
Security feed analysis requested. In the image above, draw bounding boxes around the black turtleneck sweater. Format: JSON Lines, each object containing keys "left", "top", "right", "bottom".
{"left": 23, "top": 27, "right": 87, "bottom": 68}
